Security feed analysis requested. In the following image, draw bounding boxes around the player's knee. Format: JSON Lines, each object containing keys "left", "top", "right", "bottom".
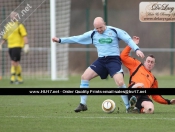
{"left": 11, "top": 61, "right": 19, "bottom": 66}
{"left": 81, "top": 68, "right": 98, "bottom": 81}
{"left": 132, "top": 83, "right": 144, "bottom": 88}
{"left": 81, "top": 74, "right": 87, "bottom": 80}
{"left": 138, "top": 83, "right": 144, "bottom": 88}
{"left": 81, "top": 74, "right": 91, "bottom": 81}
{"left": 113, "top": 73, "right": 124, "bottom": 87}
{"left": 117, "top": 80, "right": 124, "bottom": 87}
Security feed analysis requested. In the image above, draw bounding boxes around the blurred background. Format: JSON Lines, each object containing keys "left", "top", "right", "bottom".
{"left": 0, "top": 0, "right": 174, "bottom": 81}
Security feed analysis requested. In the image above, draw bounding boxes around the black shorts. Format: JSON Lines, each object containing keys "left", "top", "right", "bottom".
{"left": 90, "top": 56, "right": 123, "bottom": 79}
{"left": 135, "top": 95, "right": 153, "bottom": 111}
{"left": 8, "top": 47, "right": 22, "bottom": 62}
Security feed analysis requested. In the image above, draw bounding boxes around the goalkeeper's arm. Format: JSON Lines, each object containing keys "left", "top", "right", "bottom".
{"left": 23, "top": 36, "right": 30, "bottom": 53}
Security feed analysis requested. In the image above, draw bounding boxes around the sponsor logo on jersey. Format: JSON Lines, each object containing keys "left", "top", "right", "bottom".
{"left": 99, "top": 38, "right": 113, "bottom": 44}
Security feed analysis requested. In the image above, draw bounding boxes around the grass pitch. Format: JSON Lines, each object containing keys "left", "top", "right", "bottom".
{"left": 0, "top": 75, "right": 175, "bottom": 88}
{"left": 0, "top": 95, "right": 175, "bottom": 132}
{"left": 0, "top": 75, "right": 175, "bottom": 132}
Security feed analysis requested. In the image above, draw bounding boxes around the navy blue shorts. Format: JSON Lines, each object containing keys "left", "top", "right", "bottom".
{"left": 90, "top": 56, "right": 123, "bottom": 79}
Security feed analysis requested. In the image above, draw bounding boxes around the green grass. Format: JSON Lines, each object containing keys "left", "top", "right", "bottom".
{"left": 0, "top": 75, "right": 175, "bottom": 88}
{"left": 0, "top": 95, "right": 175, "bottom": 132}
{"left": 0, "top": 75, "right": 175, "bottom": 132}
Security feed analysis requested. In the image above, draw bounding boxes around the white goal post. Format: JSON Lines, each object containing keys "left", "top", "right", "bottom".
{"left": 50, "top": 0, "right": 70, "bottom": 81}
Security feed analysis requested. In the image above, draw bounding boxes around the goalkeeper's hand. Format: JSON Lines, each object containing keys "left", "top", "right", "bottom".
{"left": 23, "top": 44, "right": 30, "bottom": 54}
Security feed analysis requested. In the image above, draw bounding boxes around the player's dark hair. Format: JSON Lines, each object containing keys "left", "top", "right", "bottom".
{"left": 147, "top": 54, "right": 156, "bottom": 62}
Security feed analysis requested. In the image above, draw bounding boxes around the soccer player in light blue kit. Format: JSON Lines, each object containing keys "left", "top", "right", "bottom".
{"left": 52, "top": 17, "right": 144, "bottom": 113}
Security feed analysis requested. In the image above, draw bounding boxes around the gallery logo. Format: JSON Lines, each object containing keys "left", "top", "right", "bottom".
{"left": 139, "top": 2, "right": 175, "bottom": 22}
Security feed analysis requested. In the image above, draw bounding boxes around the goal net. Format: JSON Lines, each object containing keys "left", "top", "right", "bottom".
{"left": 0, "top": 0, "right": 70, "bottom": 80}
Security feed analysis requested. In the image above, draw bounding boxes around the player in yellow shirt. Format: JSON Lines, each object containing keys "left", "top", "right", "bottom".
{"left": 0, "top": 11, "right": 29, "bottom": 84}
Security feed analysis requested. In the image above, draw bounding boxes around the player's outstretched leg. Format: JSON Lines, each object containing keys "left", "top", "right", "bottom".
{"left": 113, "top": 73, "right": 130, "bottom": 111}
{"left": 74, "top": 80, "right": 89, "bottom": 112}
{"left": 74, "top": 103, "right": 88, "bottom": 112}
{"left": 74, "top": 67, "right": 98, "bottom": 112}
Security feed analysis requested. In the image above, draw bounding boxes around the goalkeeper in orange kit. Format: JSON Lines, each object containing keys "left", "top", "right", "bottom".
{"left": 120, "top": 36, "right": 175, "bottom": 114}
{"left": 0, "top": 11, "right": 29, "bottom": 84}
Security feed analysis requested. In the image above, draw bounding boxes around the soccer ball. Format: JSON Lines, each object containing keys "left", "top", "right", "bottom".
{"left": 102, "top": 99, "right": 116, "bottom": 113}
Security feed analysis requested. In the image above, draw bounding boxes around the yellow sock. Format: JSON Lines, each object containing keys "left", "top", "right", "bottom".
{"left": 10, "top": 65, "right": 16, "bottom": 81}
{"left": 16, "top": 65, "right": 23, "bottom": 82}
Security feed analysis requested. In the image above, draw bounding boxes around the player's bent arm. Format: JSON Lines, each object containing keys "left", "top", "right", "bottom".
{"left": 24, "top": 36, "right": 28, "bottom": 44}
{"left": 120, "top": 46, "right": 138, "bottom": 69}
{"left": 151, "top": 95, "right": 171, "bottom": 105}
{"left": 151, "top": 79, "right": 158, "bottom": 88}
{"left": 117, "top": 30, "right": 144, "bottom": 58}
{"left": 59, "top": 30, "right": 93, "bottom": 45}
{"left": 150, "top": 80, "right": 173, "bottom": 105}
{"left": 116, "top": 28, "right": 140, "bottom": 51}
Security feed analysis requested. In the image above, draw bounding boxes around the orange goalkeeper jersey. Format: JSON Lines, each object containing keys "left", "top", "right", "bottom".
{"left": 120, "top": 46, "right": 171, "bottom": 105}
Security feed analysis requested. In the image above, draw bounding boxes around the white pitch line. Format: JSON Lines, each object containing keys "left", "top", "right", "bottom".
{"left": 0, "top": 116, "right": 175, "bottom": 120}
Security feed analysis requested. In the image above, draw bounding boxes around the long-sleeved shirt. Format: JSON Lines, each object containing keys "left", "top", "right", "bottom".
{"left": 59, "top": 26, "right": 139, "bottom": 57}
{"left": 120, "top": 45, "right": 171, "bottom": 105}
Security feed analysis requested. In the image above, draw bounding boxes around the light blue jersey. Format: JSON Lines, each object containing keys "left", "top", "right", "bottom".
{"left": 60, "top": 26, "right": 139, "bottom": 57}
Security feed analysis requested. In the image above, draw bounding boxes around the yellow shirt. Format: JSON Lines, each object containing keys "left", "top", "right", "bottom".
{"left": 3, "top": 22, "right": 27, "bottom": 48}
